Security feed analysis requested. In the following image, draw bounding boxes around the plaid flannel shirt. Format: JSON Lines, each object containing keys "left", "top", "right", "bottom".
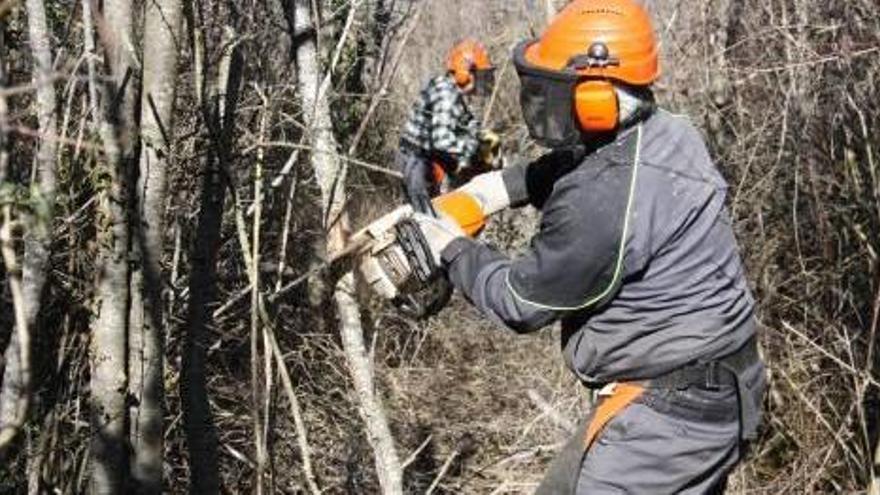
{"left": 400, "top": 75, "right": 481, "bottom": 169}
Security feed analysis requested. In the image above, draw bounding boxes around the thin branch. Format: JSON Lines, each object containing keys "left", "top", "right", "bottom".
{"left": 254, "top": 140, "right": 402, "bottom": 178}
{"left": 425, "top": 448, "right": 459, "bottom": 495}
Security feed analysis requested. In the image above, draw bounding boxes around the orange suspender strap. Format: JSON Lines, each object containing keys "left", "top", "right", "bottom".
{"left": 431, "top": 162, "right": 447, "bottom": 185}
{"left": 583, "top": 383, "right": 645, "bottom": 451}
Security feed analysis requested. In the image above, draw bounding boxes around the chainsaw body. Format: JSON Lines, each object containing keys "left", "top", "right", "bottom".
{"left": 350, "top": 191, "right": 488, "bottom": 315}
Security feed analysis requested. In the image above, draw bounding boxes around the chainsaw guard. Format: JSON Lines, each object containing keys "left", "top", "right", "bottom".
{"left": 391, "top": 218, "right": 455, "bottom": 319}
{"left": 394, "top": 218, "right": 440, "bottom": 283}
{"left": 393, "top": 277, "right": 454, "bottom": 320}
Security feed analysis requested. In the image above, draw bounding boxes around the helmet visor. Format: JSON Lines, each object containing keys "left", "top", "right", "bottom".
{"left": 513, "top": 40, "right": 581, "bottom": 148}
{"left": 472, "top": 68, "right": 495, "bottom": 97}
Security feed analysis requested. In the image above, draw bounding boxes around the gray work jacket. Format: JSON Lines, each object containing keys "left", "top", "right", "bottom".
{"left": 441, "top": 110, "right": 756, "bottom": 386}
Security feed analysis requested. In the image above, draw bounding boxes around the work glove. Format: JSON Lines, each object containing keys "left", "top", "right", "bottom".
{"left": 457, "top": 170, "right": 511, "bottom": 216}
{"left": 410, "top": 212, "right": 465, "bottom": 266}
{"left": 476, "top": 129, "right": 502, "bottom": 170}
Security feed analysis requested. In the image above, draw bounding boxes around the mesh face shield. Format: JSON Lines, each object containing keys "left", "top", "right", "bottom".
{"left": 472, "top": 68, "right": 495, "bottom": 97}
{"left": 514, "top": 41, "right": 582, "bottom": 148}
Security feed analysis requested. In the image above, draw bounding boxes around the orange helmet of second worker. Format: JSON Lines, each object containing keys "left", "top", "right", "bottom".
{"left": 525, "top": 0, "right": 660, "bottom": 85}
{"left": 446, "top": 39, "right": 493, "bottom": 88}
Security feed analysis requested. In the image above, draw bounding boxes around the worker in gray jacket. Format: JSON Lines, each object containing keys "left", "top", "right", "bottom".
{"left": 409, "top": 0, "right": 766, "bottom": 492}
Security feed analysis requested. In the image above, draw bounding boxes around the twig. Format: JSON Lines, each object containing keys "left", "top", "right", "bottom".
{"left": 869, "top": 275, "right": 880, "bottom": 494}
{"left": 729, "top": 46, "right": 880, "bottom": 76}
{"left": 267, "top": 329, "right": 322, "bottom": 495}
{"left": 526, "top": 389, "right": 575, "bottom": 433}
{"left": 482, "top": 53, "right": 511, "bottom": 127}
{"left": 223, "top": 443, "right": 256, "bottom": 469}
{"left": 401, "top": 435, "right": 433, "bottom": 470}
{"left": 255, "top": 140, "right": 402, "bottom": 179}
{"left": 275, "top": 167, "right": 299, "bottom": 291}
{"left": 425, "top": 448, "right": 459, "bottom": 495}
{"left": 778, "top": 368, "right": 863, "bottom": 469}
{"left": 213, "top": 283, "right": 252, "bottom": 319}
{"left": 250, "top": 94, "right": 268, "bottom": 493}
{"left": 268, "top": 137, "right": 305, "bottom": 189}
{"left": 781, "top": 321, "right": 880, "bottom": 388}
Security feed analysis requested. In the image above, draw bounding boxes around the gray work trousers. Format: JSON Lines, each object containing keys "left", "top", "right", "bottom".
{"left": 536, "top": 385, "right": 743, "bottom": 494}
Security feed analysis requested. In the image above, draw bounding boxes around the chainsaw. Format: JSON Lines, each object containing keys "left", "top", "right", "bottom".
{"left": 273, "top": 187, "right": 496, "bottom": 318}
{"left": 352, "top": 189, "right": 489, "bottom": 317}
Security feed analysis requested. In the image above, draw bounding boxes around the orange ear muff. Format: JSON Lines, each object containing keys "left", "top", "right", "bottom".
{"left": 574, "top": 80, "right": 619, "bottom": 133}
{"left": 452, "top": 67, "right": 472, "bottom": 88}
{"left": 451, "top": 60, "right": 474, "bottom": 88}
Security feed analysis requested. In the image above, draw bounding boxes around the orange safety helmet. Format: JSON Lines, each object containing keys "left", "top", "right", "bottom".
{"left": 446, "top": 39, "right": 493, "bottom": 89}
{"left": 515, "top": 0, "right": 659, "bottom": 137}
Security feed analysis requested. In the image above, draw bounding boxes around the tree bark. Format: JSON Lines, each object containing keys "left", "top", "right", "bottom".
{"left": 0, "top": 0, "right": 58, "bottom": 452}
{"left": 334, "top": 273, "right": 403, "bottom": 495}
{"left": 128, "top": 0, "right": 181, "bottom": 492}
{"left": 90, "top": 1, "right": 138, "bottom": 492}
{"left": 180, "top": 23, "right": 242, "bottom": 495}
{"left": 0, "top": 24, "right": 8, "bottom": 184}
{"left": 285, "top": 0, "right": 404, "bottom": 493}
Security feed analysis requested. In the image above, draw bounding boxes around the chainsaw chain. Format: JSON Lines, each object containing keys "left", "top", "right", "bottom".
{"left": 394, "top": 218, "right": 439, "bottom": 284}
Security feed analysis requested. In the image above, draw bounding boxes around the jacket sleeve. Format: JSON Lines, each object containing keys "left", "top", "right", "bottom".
{"left": 500, "top": 146, "right": 586, "bottom": 210}
{"left": 441, "top": 150, "right": 635, "bottom": 333}
{"left": 441, "top": 237, "right": 560, "bottom": 333}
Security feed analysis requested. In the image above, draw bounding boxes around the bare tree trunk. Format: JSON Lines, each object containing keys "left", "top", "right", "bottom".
{"left": 0, "top": 208, "right": 28, "bottom": 455}
{"left": 285, "top": 0, "right": 403, "bottom": 493}
{"left": 0, "top": 23, "right": 31, "bottom": 456}
{"left": 90, "top": 1, "right": 138, "bottom": 492}
{"left": 180, "top": 22, "right": 242, "bottom": 494}
{"left": 0, "top": 0, "right": 58, "bottom": 453}
{"left": 127, "top": 0, "right": 181, "bottom": 491}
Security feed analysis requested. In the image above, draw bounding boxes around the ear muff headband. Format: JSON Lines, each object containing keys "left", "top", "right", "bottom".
{"left": 574, "top": 80, "right": 619, "bottom": 133}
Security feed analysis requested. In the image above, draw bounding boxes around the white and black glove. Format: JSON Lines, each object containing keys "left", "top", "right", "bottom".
{"left": 457, "top": 170, "right": 511, "bottom": 216}
{"left": 476, "top": 129, "right": 502, "bottom": 169}
{"left": 409, "top": 212, "right": 466, "bottom": 267}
